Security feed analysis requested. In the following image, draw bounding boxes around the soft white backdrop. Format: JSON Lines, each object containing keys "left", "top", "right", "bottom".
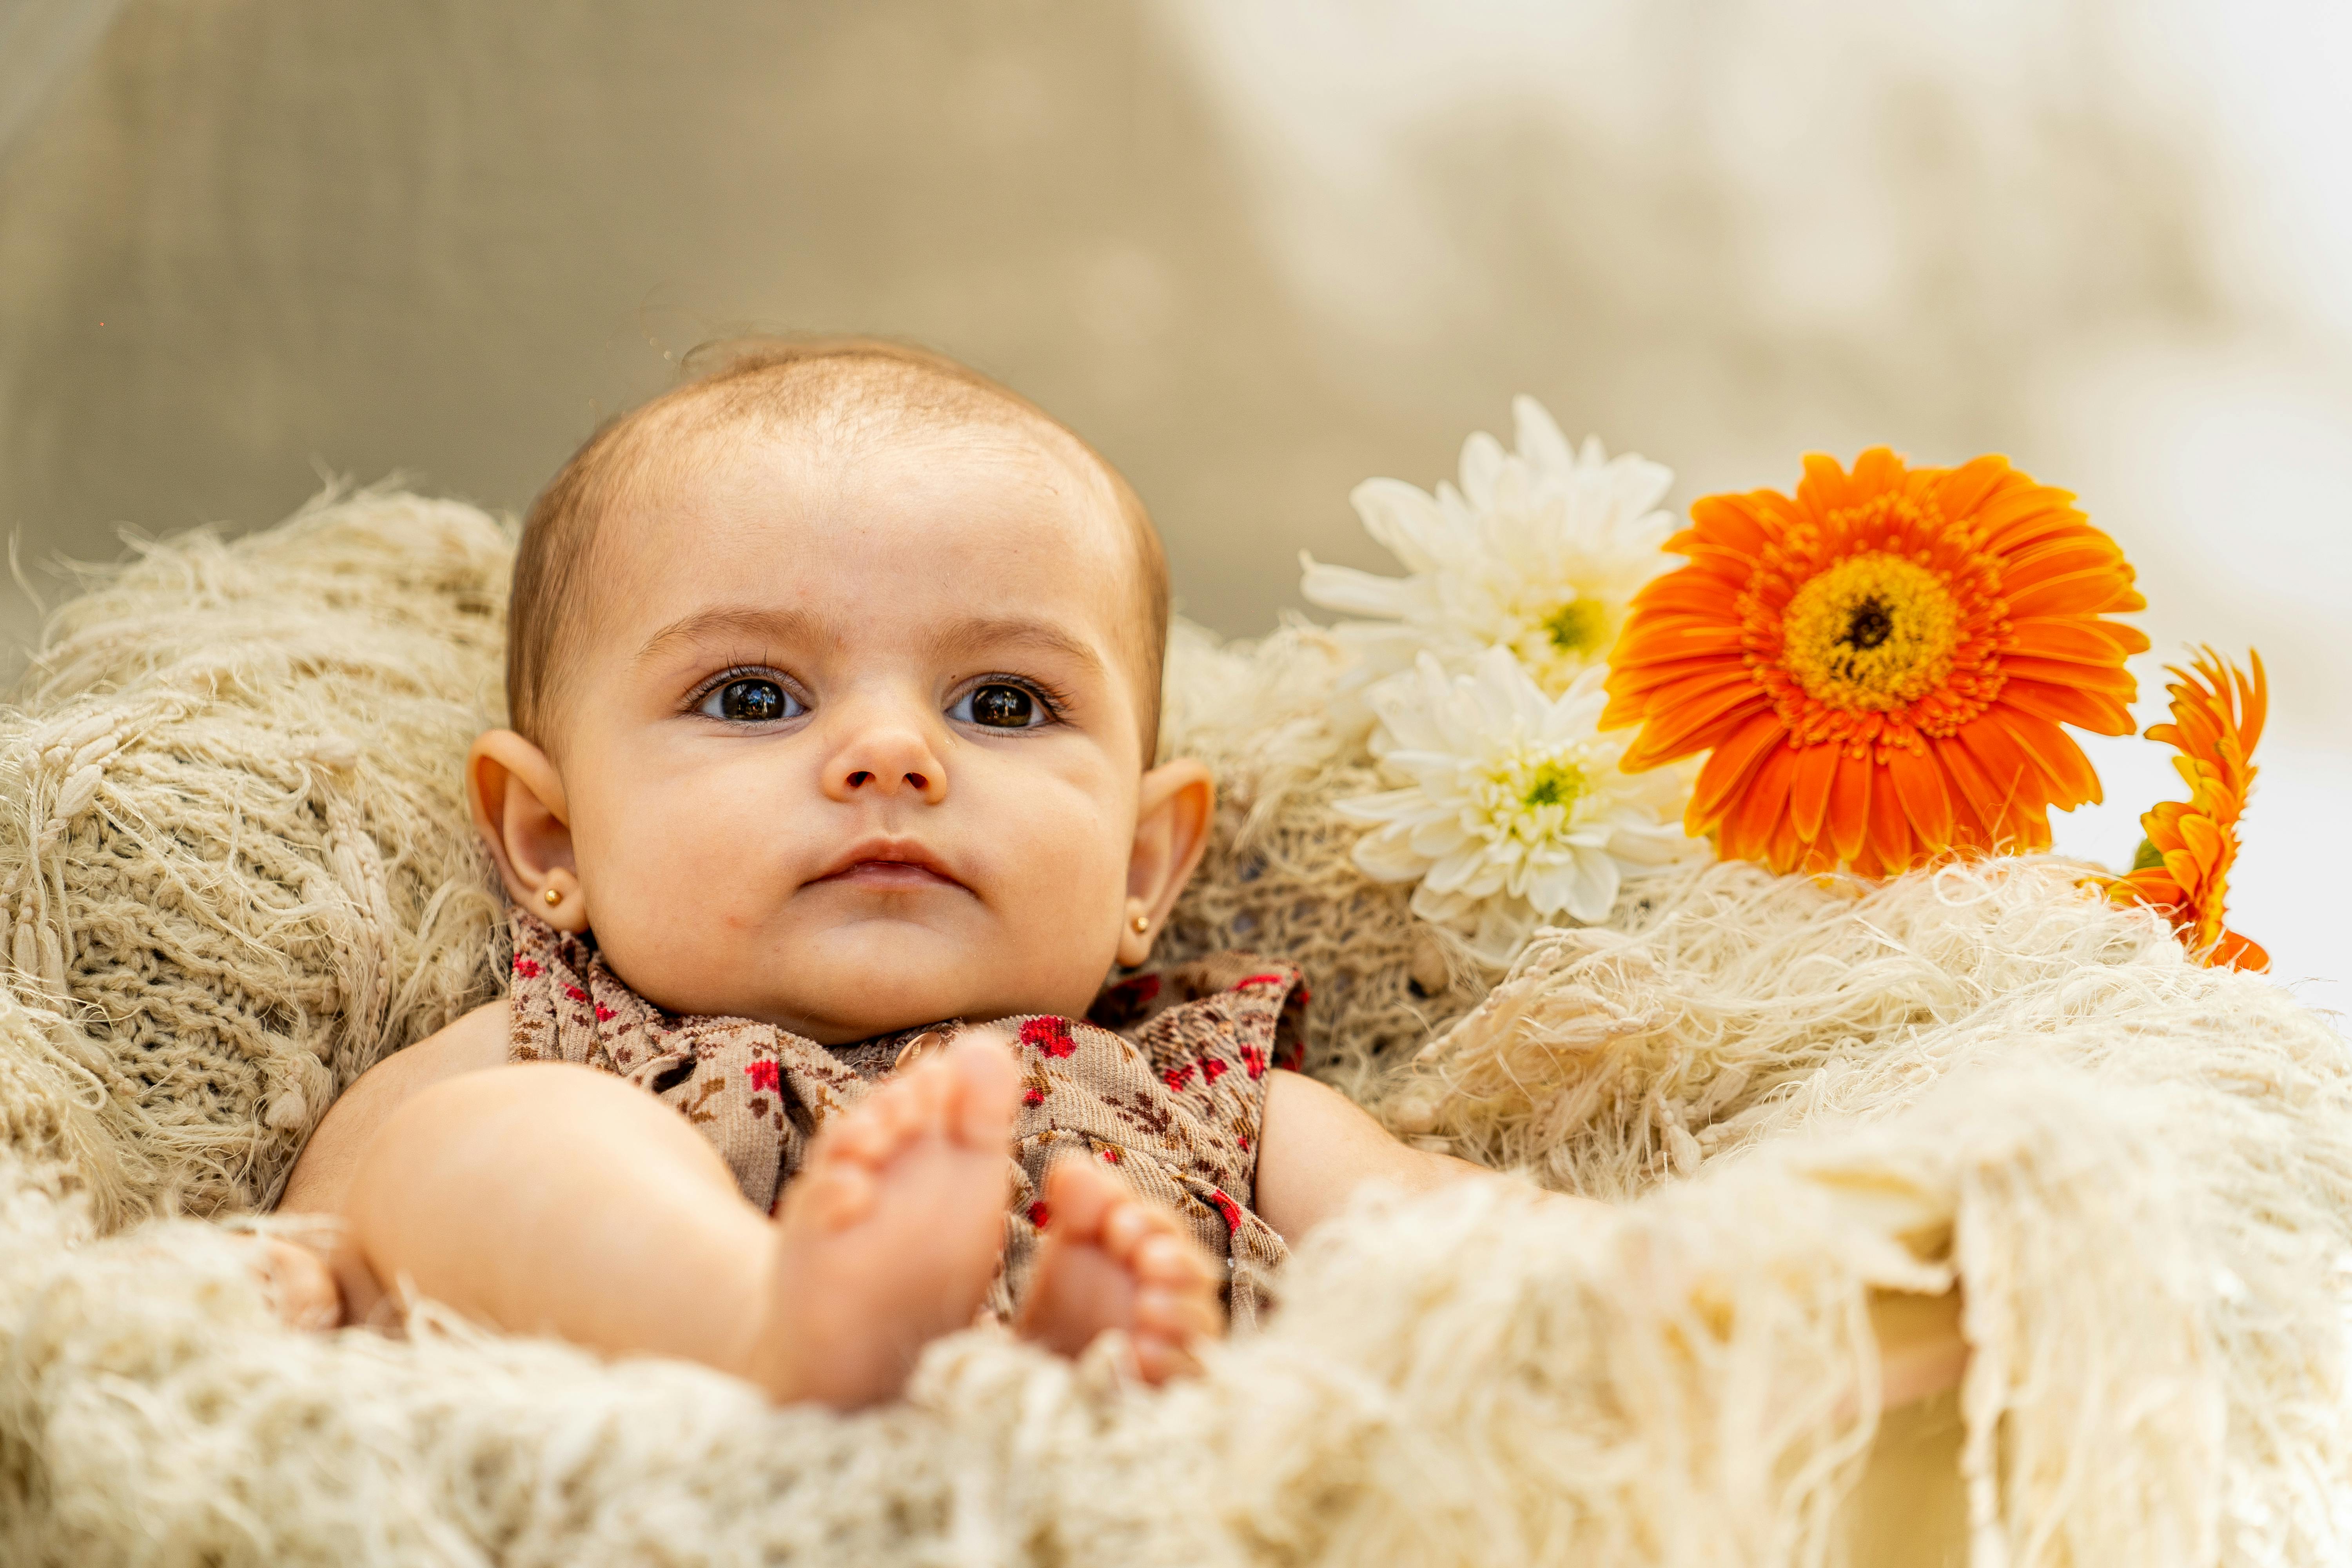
{"left": 0, "top": 0, "right": 2342, "bottom": 992}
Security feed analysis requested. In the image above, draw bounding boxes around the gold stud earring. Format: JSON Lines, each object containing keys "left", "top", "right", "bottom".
{"left": 1130, "top": 913, "right": 1150, "bottom": 934}
{"left": 543, "top": 887, "right": 563, "bottom": 907}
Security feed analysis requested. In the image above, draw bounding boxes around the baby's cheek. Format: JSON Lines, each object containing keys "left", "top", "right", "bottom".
{"left": 577, "top": 784, "right": 785, "bottom": 976}
{"left": 995, "top": 798, "right": 1129, "bottom": 969}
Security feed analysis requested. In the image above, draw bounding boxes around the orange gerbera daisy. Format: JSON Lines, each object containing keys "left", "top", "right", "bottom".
{"left": 1602, "top": 448, "right": 2148, "bottom": 876}
{"left": 2100, "top": 648, "right": 2268, "bottom": 971}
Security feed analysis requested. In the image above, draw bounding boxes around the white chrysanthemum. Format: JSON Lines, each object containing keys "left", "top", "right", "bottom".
{"left": 1338, "top": 648, "right": 1700, "bottom": 960}
{"left": 1301, "top": 396, "right": 1676, "bottom": 697}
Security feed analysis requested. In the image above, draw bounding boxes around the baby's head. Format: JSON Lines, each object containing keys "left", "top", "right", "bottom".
{"left": 468, "top": 339, "right": 1213, "bottom": 1044}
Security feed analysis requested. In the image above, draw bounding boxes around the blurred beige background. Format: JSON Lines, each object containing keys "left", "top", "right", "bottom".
{"left": 0, "top": 0, "right": 2345, "bottom": 992}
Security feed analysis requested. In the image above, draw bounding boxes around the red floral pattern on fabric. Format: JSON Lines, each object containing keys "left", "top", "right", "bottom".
{"left": 1021, "top": 1016, "right": 1076, "bottom": 1058}
{"left": 1207, "top": 1189, "right": 1242, "bottom": 1232}
{"left": 744, "top": 1059, "right": 781, "bottom": 1094}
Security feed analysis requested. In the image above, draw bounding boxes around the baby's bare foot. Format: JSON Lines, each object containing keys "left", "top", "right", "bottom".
{"left": 243, "top": 1234, "right": 343, "bottom": 1332}
{"left": 1015, "top": 1158, "right": 1223, "bottom": 1384}
{"left": 742, "top": 1031, "right": 1019, "bottom": 1410}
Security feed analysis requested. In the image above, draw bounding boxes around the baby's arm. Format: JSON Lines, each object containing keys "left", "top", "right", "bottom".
{"left": 1252, "top": 1069, "right": 1555, "bottom": 1245}
{"left": 280, "top": 1005, "right": 775, "bottom": 1361}
{"left": 278, "top": 1017, "right": 1040, "bottom": 1408}
{"left": 1252, "top": 1069, "right": 1965, "bottom": 1410}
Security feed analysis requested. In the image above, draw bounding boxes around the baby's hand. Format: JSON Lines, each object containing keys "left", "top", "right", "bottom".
{"left": 240, "top": 1233, "right": 344, "bottom": 1332}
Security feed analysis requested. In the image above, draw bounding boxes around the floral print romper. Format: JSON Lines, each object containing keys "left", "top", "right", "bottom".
{"left": 505, "top": 912, "right": 1305, "bottom": 1326}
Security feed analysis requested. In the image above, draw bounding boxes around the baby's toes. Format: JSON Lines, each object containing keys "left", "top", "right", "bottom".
{"left": 1132, "top": 1241, "right": 1222, "bottom": 1344}
{"left": 939, "top": 1031, "right": 1019, "bottom": 1148}
{"left": 251, "top": 1236, "right": 342, "bottom": 1332}
{"left": 1132, "top": 1229, "right": 1217, "bottom": 1291}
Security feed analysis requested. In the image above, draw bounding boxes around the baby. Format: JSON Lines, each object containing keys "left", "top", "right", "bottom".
{"left": 274, "top": 338, "right": 1496, "bottom": 1408}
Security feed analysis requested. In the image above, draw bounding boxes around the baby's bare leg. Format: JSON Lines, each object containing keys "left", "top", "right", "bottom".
{"left": 342, "top": 1040, "right": 1018, "bottom": 1408}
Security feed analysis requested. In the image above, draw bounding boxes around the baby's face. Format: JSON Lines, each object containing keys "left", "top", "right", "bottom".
{"left": 538, "top": 420, "right": 1164, "bottom": 1043}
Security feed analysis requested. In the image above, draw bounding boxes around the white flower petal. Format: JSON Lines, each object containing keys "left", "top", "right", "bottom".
{"left": 1512, "top": 394, "right": 1576, "bottom": 477}
{"left": 1300, "top": 556, "right": 1424, "bottom": 619}
{"left": 1458, "top": 431, "right": 1507, "bottom": 511}
{"left": 1563, "top": 849, "right": 1622, "bottom": 923}
{"left": 1348, "top": 478, "right": 1452, "bottom": 573}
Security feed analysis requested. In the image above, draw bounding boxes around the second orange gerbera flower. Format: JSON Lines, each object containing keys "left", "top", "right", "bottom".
{"left": 2101, "top": 648, "right": 2268, "bottom": 971}
{"left": 1602, "top": 449, "right": 2149, "bottom": 876}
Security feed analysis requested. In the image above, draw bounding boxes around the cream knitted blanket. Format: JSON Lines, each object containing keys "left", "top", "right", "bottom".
{"left": 0, "top": 491, "right": 2343, "bottom": 1566}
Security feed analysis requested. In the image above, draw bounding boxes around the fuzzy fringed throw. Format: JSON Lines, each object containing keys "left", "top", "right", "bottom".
{"left": 0, "top": 491, "right": 2346, "bottom": 1566}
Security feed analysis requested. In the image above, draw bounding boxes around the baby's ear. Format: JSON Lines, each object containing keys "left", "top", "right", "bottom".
{"left": 1120, "top": 758, "right": 1214, "bottom": 967}
{"left": 467, "top": 730, "right": 585, "bottom": 931}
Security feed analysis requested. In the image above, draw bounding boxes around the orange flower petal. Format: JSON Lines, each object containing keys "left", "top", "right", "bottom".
{"left": 1787, "top": 741, "right": 1840, "bottom": 842}
{"left": 2009, "top": 617, "right": 2152, "bottom": 664}
{"left": 1866, "top": 760, "right": 1916, "bottom": 871}
{"left": 1827, "top": 753, "right": 1873, "bottom": 863}
{"left": 1976, "top": 486, "right": 2088, "bottom": 555}
{"left": 1956, "top": 715, "right": 2053, "bottom": 829}
{"left": 1631, "top": 576, "right": 1745, "bottom": 617}
{"left": 1606, "top": 652, "right": 1747, "bottom": 698}
{"left": 2212, "top": 930, "right": 2269, "bottom": 972}
{"left": 1932, "top": 454, "right": 2013, "bottom": 521}
{"left": 1615, "top": 621, "right": 1748, "bottom": 661}
{"left": 1796, "top": 452, "right": 1859, "bottom": 515}
{"left": 1999, "top": 679, "right": 2136, "bottom": 736}
{"left": 1768, "top": 807, "right": 1809, "bottom": 873}
{"left": 1936, "top": 747, "right": 1998, "bottom": 849}
{"left": 1684, "top": 494, "right": 1775, "bottom": 557}
{"left": 1687, "top": 710, "right": 1790, "bottom": 830}
{"left": 1999, "top": 655, "right": 2136, "bottom": 697}
{"left": 1999, "top": 537, "right": 2134, "bottom": 591}
{"left": 1998, "top": 712, "right": 2102, "bottom": 810}
{"left": 1884, "top": 744, "right": 1954, "bottom": 853}
{"left": 2006, "top": 568, "right": 2147, "bottom": 619}
{"left": 1726, "top": 742, "right": 1802, "bottom": 865}
{"left": 1621, "top": 682, "right": 1772, "bottom": 771}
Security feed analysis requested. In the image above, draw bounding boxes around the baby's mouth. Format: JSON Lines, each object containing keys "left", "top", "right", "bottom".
{"left": 810, "top": 839, "right": 966, "bottom": 892}
{"left": 818, "top": 858, "right": 960, "bottom": 890}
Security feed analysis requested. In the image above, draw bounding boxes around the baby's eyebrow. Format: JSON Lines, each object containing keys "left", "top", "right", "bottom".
{"left": 929, "top": 615, "right": 1107, "bottom": 677}
{"left": 633, "top": 604, "right": 820, "bottom": 666}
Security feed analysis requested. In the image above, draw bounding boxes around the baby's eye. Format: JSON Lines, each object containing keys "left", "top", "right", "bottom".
{"left": 699, "top": 677, "right": 802, "bottom": 724}
{"left": 952, "top": 682, "right": 1047, "bottom": 729}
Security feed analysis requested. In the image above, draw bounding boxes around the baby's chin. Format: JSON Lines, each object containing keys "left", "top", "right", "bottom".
{"left": 625, "top": 919, "right": 1111, "bottom": 1046}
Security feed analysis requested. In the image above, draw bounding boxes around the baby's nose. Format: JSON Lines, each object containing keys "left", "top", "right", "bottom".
{"left": 823, "top": 717, "right": 948, "bottom": 803}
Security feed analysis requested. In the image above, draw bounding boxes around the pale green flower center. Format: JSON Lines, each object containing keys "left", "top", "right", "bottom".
{"left": 1522, "top": 759, "right": 1586, "bottom": 809}
{"left": 1474, "top": 745, "right": 1594, "bottom": 845}
{"left": 1501, "top": 589, "right": 1619, "bottom": 697}
{"left": 1541, "top": 598, "right": 1606, "bottom": 655}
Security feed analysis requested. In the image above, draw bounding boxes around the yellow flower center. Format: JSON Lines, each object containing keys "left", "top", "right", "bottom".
{"left": 1471, "top": 747, "right": 1592, "bottom": 843}
{"left": 1780, "top": 552, "right": 1961, "bottom": 713}
{"left": 1541, "top": 599, "right": 1607, "bottom": 655}
{"left": 1520, "top": 758, "right": 1586, "bottom": 810}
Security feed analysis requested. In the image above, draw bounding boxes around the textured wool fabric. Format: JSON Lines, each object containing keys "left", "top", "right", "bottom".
{"left": 0, "top": 490, "right": 2347, "bottom": 1566}
{"left": 0, "top": 490, "right": 512, "bottom": 1229}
